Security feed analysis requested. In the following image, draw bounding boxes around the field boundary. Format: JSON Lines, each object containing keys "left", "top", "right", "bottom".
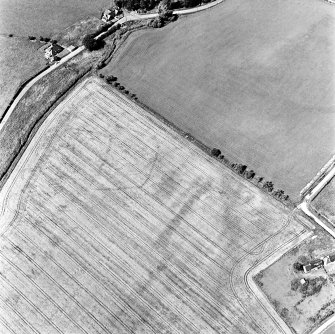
{"left": 103, "top": 68, "right": 295, "bottom": 209}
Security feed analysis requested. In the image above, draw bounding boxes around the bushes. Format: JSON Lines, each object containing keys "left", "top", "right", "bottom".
{"left": 118, "top": 0, "right": 158, "bottom": 11}
{"left": 148, "top": 11, "right": 178, "bottom": 28}
{"left": 293, "top": 262, "right": 304, "bottom": 272}
{"left": 184, "top": 0, "right": 201, "bottom": 7}
{"left": 291, "top": 277, "right": 326, "bottom": 297}
{"left": 39, "top": 36, "right": 51, "bottom": 42}
{"left": 291, "top": 278, "right": 300, "bottom": 291}
{"left": 106, "top": 75, "right": 117, "bottom": 83}
{"left": 96, "top": 61, "right": 105, "bottom": 70}
{"left": 148, "top": 17, "right": 164, "bottom": 28}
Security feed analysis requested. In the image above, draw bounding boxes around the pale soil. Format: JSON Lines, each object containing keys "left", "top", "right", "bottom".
{"left": 101, "top": 0, "right": 335, "bottom": 201}
{"left": 0, "top": 36, "right": 47, "bottom": 118}
{"left": 313, "top": 176, "right": 335, "bottom": 224}
{"left": 0, "top": 77, "right": 309, "bottom": 334}
{"left": 256, "top": 229, "right": 335, "bottom": 334}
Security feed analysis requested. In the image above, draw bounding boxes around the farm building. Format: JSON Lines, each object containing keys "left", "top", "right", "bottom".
{"left": 101, "top": 7, "right": 121, "bottom": 22}
{"left": 303, "top": 259, "right": 324, "bottom": 273}
{"left": 41, "top": 43, "right": 71, "bottom": 62}
{"left": 44, "top": 43, "right": 64, "bottom": 61}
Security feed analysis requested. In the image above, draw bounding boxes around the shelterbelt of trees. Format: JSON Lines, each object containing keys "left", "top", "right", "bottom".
{"left": 115, "top": 0, "right": 213, "bottom": 12}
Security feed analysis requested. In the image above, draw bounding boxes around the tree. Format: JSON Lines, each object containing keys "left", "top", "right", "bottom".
{"left": 245, "top": 170, "right": 255, "bottom": 180}
{"left": 82, "top": 34, "right": 103, "bottom": 51}
{"left": 263, "top": 181, "right": 274, "bottom": 192}
{"left": 236, "top": 164, "right": 247, "bottom": 175}
{"left": 211, "top": 148, "right": 221, "bottom": 157}
{"left": 273, "top": 189, "right": 285, "bottom": 199}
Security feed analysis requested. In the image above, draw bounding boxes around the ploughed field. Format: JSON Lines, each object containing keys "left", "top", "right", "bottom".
{"left": 102, "top": 0, "right": 335, "bottom": 201}
{"left": 0, "top": 0, "right": 111, "bottom": 36}
{"left": 0, "top": 78, "right": 309, "bottom": 333}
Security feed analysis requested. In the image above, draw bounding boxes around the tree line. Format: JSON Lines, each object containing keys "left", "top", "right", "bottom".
{"left": 210, "top": 148, "right": 290, "bottom": 202}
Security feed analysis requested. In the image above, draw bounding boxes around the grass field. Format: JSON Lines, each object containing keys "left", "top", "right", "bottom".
{"left": 312, "top": 176, "right": 335, "bottom": 223}
{"left": 0, "top": 0, "right": 111, "bottom": 36}
{"left": 0, "top": 77, "right": 309, "bottom": 333}
{"left": 101, "top": 0, "right": 335, "bottom": 201}
{"left": 51, "top": 16, "right": 107, "bottom": 47}
{"left": 0, "top": 36, "right": 47, "bottom": 118}
{"left": 256, "top": 228, "right": 335, "bottom": 334}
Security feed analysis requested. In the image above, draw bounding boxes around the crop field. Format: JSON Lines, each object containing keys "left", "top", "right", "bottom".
{"left": 0, "top": 0, "right": 111, "bottom": 36}
{"left": 312, "top": 176, "right": 335, "bottom": 224}
{"left": 0, "top": 77, "right": 310, "bottom": 333}
{"left": 0, "top": 36, "right": 47, "bottom": 118}
{"left": 102, "top": 0, "right": 335, "bottom": 201}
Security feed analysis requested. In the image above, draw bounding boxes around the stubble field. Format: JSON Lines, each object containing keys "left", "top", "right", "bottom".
{"left": 101, "top": 0, "right": 335, "bottom": 201}
{"left": 0, "top": 77, "right": 310, "bottom": 334}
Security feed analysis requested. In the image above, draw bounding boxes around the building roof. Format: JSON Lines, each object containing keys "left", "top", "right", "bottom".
{"left": 303, "top": 259, "right": 323, "bottom": 272}
{"left": 51, "top": 44, "right": 64, "bottom": 55}
{"left": 57, "top": 49, "right": 70, "bottom": 59}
